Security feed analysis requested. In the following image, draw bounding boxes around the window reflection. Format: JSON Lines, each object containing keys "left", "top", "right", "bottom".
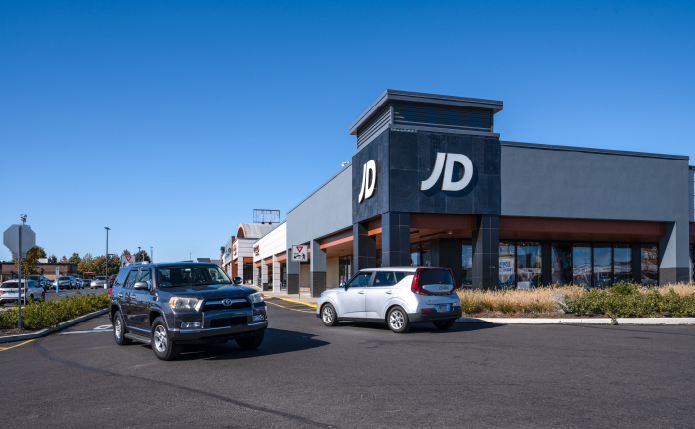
{"left": 499, "top": 242, "right": 515, "bottom": 288}
{"left": 572, "top": 244, "right": 592, "bottom": 288}
{"left": 551, "top": 243, "right": 572, "bottom": 284}
{"left": 593, "top": 245, "right": 612, "bottom": 288}
{"left": 641, "top": 245, "right": 658, "bottom": 285}
{"left": 462, "top": 242, "right": 473, "bottom": 286}
{"left": 516, "top": 242, "right": 541, "bottom": 289}
{"left": 613, "top": 245, "right": 632, "bottom": 283}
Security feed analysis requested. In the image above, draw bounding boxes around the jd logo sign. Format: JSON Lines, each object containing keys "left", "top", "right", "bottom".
{"left": 358, "top": 160, "right": 377, "bottom": 203}
{"left": 420, "top": 153, "right": 473, "bottom": 192}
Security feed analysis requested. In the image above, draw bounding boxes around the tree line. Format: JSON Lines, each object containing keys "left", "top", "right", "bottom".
{"left": 12, "top": 246, "right": 151, "bottom": 277}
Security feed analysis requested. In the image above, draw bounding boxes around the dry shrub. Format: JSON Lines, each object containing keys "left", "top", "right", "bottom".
{"left": 457, "top": 282, "right": 695, "bottom": 315}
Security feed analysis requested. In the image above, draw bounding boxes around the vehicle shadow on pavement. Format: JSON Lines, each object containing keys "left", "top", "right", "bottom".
{"left": 173, "top": 328, "right": 329, "bottom": 361}
{"left": 335, "top": 321, "right": 501, "bottom": 334}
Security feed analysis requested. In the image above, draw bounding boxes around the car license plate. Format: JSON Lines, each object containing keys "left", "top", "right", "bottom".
{"left": 435, "top": 304, "right": 451, "bottom": 312}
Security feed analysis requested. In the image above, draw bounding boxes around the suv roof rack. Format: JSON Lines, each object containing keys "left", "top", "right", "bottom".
{"left": 126, "top": 261, "right": 150, "bottom": 266}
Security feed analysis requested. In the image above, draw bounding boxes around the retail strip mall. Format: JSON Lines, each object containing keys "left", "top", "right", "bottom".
{"left": 221, "top": 90, "right": 695, "bottom": 297}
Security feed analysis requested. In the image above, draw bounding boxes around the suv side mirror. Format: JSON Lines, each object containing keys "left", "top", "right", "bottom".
{"left": 233, "top": 276, "right": 242, "bottom": 285}
{"left": 133, "top": 281, "right": 149, "bottom": 290}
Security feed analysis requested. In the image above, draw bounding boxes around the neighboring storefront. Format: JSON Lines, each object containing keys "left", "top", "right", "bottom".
{"left": 252, "top": 222, "right": 287, "bottom": 292}
{"left": 223, "top": 90, "right": 695, "bottom": 297}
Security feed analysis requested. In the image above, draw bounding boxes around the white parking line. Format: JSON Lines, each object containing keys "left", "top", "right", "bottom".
{"left": 59, "top": 325, "right": 113, "bottom": 335}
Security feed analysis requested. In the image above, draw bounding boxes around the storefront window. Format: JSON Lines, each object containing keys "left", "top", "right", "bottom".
{"left": 551, "top": 243, "right": 572, "bottom": 285}
{"left": 339, "top": 256, "right": 351, "bottom": 286}
{"left": 499, "top": 242, "right": 515, "bottom": 288}
{"left": 410, "top": 242, "right": 432, "bottom": 267}
{"left": 410, "top": 243, "right": 421, "bottom": 266}
{"left": 421, "top": 241, "right": 431, "bottom": 267}
{"left": 593, "top": 245, "right": 612, "bottom": 288}
{"left": 613, "top": 244, "right": 632, "bottom": 283}
{"left": 516, "top": 242, "right": 541, "bottom": 289}
{"left": 462, "top": 241, "right": 473, "bottom": 286}
{"left": 573, "top": 244, "right": 592, "bottom": 288}
{"left": 641, "top": 245, "right": 658, "bottom": 285}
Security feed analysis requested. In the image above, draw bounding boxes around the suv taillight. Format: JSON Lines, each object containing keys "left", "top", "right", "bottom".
{"left": 411, "top": 268, "right": 428, "bottom": 295}
{"left": 108, "top": 288, "right": 112, "bottom": 295}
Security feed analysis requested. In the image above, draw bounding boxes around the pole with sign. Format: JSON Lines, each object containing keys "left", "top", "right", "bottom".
{"left": 4, "top": 223, "right": 36, "bottom": 330}
{"left": 290, "top": 245, "right": 308, "bottom": 299}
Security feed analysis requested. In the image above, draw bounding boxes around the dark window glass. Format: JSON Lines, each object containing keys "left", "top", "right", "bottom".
{"left": 593, "top": 245, "right": 612, "bottom": 288}
{"left": 462, "top": 242, "right": 473, "bottom": 286}
{"left": 138, "top": 269, "right": 151, "bottom": 289}
{"left": 156, "top": 265, "right": 231, "bottom": 288}
{"left": 394, "top": 272, "right": 409, "bottom": 283}
{"left": 499, "top": 242, "right": 515, "bottom": 288}
{"left": 690, "top": 244, "right": 694, "bottom": 283}
{"left": 372, "top": 272, "right": 397, "bottom": 286}
{"left": 421, "top": 242, "right": 431, "bottom": 267}
{"left": 348, "top": 272, "right": 371, "bottom": 287}
{"left": 418, "top": 269, "right": 453, "bottom": 285}
{"left": 641, "top": 245, "right": 658, "bottom": 285}
{"left": 410, "top": 243, "right": 421, "bottom": 267}
{"left": 113, "top": 269, "right": 129, "bottom": 288}
{"left": 517, "top": 242, "right": 541, "bottom": 289}
{"left": 124, "top": 270, "right": 138, "bottom": 289}
{"left": 551, "top": 243, "right": 572, "bottom": 284}
{"left": 613, "top": 245, "right": 632, "bottom": 283}
{"left": 376, "top": 249, "right": 382, "bottom": 268}
{"left": 573, "top": 244, "right": 592, "bottom": 288}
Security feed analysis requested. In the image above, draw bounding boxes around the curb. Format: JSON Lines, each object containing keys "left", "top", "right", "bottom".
{"left": 0, "top": 309, "right": 109, "bottom": 344}
{"left": 457, "top": 317, "right": 695, "bottom": 325}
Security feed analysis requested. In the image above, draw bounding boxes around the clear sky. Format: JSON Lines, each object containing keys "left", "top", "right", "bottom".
{"left": 1, "top": 1, "right": 693, "bottom": 263}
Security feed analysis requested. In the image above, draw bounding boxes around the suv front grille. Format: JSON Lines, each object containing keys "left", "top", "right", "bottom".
{"left": 209, "top": 316, "right": 247, "bottom": 328}
{"left": 202, "top": 298, "right": 250, "bottom": 312}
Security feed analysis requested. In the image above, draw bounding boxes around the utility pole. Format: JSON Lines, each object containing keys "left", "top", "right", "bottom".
{"left": 105, "top": 227, "right": 110, "bottom": 279}
{"left": 150, "top": 246, "right": 153, "bottom": 263}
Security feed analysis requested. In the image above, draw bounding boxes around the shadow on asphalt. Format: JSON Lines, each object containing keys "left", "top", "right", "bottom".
{"left": 334, "top": 320, "right": 501, "bottom": 334}
{"left": 159, "top": 328, "right": 330, "bottom": 361}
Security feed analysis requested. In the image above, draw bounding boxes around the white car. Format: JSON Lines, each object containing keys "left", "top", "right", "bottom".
{"left": 0, "top": 279, "right": 45, "bottom": 305}
{"left": 90, "top": 276, "right": 107, "bottom": 289}
{"left": 316, "top": 267, "right": 462, "bottom": 333}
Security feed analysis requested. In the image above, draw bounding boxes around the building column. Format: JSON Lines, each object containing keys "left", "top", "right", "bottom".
{"left": 310, "top": 239, "right": 327, "bottom": 298}
{"left": 237, "top": 259, "right": 244, "bottom": 284}
{"left": 286, "top": 247, "right": 299, "bottom": 294}
{"left": 472, "top": 215, "right": 499, "bottom": 290}
{"left": 541, "top": 242, "right": 552, "bottom": 286}
{"left": 431, "top": 238, "right": 463, "bottom": 287}
{"left": 261, "top": 263, "right": 269, "bottom": 290}
{"left": 381, "top": 212, "right": 411, "bottom": 267}
{"left": 272, "top": 255, "right": 281, "bottom": 293}
{"left": 253, "top": 265, "right": 259, "bottom": 287}
{"left": 658, "top": 220, "right": 691, "bottom": 284}
{"left": 353, "top": 222, "right": 376, "bottom": 272}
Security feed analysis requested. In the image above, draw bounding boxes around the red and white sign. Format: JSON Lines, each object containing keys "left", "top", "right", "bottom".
{"left": 121, "top": 254, "right": 135, "bottom": 267}
{"left": 291, "top": 245, "right": 307, "bottom": 262}
{"left": 253, "top": 244, "right": 260, "bottom": 256}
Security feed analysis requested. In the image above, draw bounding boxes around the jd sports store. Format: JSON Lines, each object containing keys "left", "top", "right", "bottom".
{"left": 268, "top": 90, "right": 695, "bottom": 296}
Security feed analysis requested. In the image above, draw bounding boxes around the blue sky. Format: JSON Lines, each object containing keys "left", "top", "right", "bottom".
{"left": 1, "top": 0, "right": 693, "bottom": 263}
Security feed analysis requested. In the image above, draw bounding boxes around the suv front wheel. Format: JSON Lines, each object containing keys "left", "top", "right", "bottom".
{"left": 151, "top": 317, "right": 182, "bottom": 361}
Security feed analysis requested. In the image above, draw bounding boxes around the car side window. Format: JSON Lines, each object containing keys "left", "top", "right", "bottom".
{"left": 138, "top": 269, "right": 151, "bottom": 289}
{"left": 124, "top": 270, "right": 138, "bottom": 289}
{"left": 372, "top": 272, "right": 397, "bottom": 287}
{"left": 394, "top": 272, "right": 409, "bottom": 283}
{"left": 113, "top": 269, "right": 129, "bottom": 288}
{"left": 348, "top": 272, "right": 372, "bottom": 287}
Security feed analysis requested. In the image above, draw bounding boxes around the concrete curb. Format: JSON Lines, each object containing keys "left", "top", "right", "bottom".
{"left": 0, "top": 309, "right": 109, "bottom": 344}
{"left": 457, "top": 317, "right": 695, "bottom": 325}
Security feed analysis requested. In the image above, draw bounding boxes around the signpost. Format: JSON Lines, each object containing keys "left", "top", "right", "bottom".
{"left": 3, "top": 223, "right": 36, "bottom": 330}
{"left": 121, "top": 254, "right": 135, "bottom": 267}
{"left": 291, "top": 245, "right": 308, "bottom": 299}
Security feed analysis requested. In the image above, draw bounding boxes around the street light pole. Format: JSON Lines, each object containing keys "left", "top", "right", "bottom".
{"left": 105, "top": 227, "right": 110, "bottom": 279}
{"left": 138, "top": 246, "right": 141, "bottom": 262}
{"left": 150, "top": 246, "right": 153, "bottom": 263}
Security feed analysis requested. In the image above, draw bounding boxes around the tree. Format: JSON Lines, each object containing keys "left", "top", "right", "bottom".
{"left": 78, "top": 253, "right": 94, "bottom": 274}
{"left": 135, "top": 250, "right": 151, "bottom": 263}
{"left": 59, "top": 256, "right": 68, "bottom": 263}
{"left": 92, "top": 255, "right": 121, "bottom": 276}
{"left": 12, "top": 246, "right": 42, "bottom": 277}
{"left": 49, "top": 254, "right": 57, "bottom": 263}
{"left": 122, "top": 249, "right": 131, "bottom": 256}
{"left": 68, "top": 253, "right": 80, "bottom": 265}
{"left": 109, "top": 254, "right": 120, "bottom": 275}
{"left": 35, "top": 246, "right": 47, "bottom": 259}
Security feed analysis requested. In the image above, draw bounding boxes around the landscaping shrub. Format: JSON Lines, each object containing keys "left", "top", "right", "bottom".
{"left": 0, "top": 292, "right": 110, "bottom": 330}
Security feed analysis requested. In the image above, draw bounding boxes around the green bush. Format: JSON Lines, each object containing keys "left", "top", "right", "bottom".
{"left": 0, "top": 292, "right": 110, "bottom": 330}
{"left": 564, "top": 283, "right": 695, "bottom": 318}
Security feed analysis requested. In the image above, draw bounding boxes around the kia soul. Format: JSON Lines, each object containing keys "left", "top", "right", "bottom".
{"left": 109, "top": 262, "right": 267, "bottom": 360}
{"left": 316, "top": 267, "right": 462, "bottom": 333}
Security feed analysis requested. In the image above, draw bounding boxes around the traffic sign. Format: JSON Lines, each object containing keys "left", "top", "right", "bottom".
{"left": 121, "top": 254, "right": 135, "bottom": 267}
{"left": 3, "top": 224, "right": 35, "bottom": 258}
{"left": 291, "top": 245, "right": 307, "bottom": 262}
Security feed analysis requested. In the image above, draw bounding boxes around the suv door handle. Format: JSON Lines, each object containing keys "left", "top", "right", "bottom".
{"left": 358, "top": 290, "right": 365, "bottom": 294}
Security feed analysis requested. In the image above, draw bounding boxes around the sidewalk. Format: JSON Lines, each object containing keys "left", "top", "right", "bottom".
{"left": 252, "top": 286, "right": 318, "bottom": 307}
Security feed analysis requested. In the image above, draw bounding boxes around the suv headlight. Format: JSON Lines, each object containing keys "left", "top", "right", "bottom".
{"left": 168, "top": 297, "right": 200, "bottom": 310}
{"left": 248, "top": 292, "right": 264, "bottom": 304}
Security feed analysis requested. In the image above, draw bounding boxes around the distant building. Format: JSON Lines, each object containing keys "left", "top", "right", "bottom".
{"left": 0, "top": 262, "right": 78, "bottom": 282}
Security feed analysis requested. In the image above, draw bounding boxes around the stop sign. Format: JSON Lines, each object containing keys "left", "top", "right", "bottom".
{"left": 3, "top": 224, "right": 36, "bottom": 258}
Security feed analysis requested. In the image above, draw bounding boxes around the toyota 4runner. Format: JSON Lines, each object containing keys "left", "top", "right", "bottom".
{"left": 109, "top": 262, "right": 267, "bottom": 360}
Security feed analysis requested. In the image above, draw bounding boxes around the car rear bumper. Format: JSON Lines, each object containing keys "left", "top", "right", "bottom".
{"left": 408, "top": 308, "right": 462, "bottom": 324}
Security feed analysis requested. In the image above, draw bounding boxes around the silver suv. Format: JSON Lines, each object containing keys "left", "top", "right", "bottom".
{"left": 316, "top": 267, "right": 462, "bottom": 333}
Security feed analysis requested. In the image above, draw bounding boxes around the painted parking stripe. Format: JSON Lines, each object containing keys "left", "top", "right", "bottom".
{"left": 0, "top": 339, "right": 35, "bottom": 351}
{"left": 59, "top": 325, "right": 113, "bottom": 335}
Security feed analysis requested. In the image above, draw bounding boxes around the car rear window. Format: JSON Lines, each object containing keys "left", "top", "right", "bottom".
{"left": 95, "top": 276, "right": 106, "bottom": 281}
{"left": 2, "top": 281, "right": 18, "bottom": 288}
{"left": 394, "top": 272, "right": 412, "bottom": 282}
{"left": 418, "top": 269, "right": 453, "bottom": 286}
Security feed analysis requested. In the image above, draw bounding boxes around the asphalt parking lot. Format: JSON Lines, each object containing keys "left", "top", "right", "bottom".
{"left": 1, "top": 297, "right": 693, "bottom": 428}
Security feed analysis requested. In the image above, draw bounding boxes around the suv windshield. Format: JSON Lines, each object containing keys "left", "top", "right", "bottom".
{"left": 157, "top": 265, "right": 231, "bottom": 287}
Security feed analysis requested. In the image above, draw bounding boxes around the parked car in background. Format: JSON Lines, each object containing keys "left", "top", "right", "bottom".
{"left": 68, "top": 276, "right": 77, "bottom": 288}
{"left": 90, "top": 276, "right": 107, "bottom": 289}
{"left": 108, "top": 274, "right": 117, "bottom": 287}
{"left": 53, "top": 276, "right": 73, "bottom": 290}
{"left": 0, "top": 279, "right": 45, "bottom": 305}
{"left": 29, "top": 275, "right": 50, "bottom": 291}
{"left": 316, "top": 267, "right": 462, "bottom": 333}
{"left": 75, "top": 279, "right": 86, "bottom": 289}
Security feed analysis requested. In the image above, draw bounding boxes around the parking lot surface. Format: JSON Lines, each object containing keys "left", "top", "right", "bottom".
{"left": 1, "top": 297, "right": 693, "bottom": 428}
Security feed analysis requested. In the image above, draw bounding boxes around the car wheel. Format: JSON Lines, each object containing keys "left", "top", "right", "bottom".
{"left": 321, "top": 303, "right": 339, "bottom": 326}
{"left": 236, "top": 329, "right": 265, "bottom": 350}
{"left": 113, "top": 311, "right": 132, "bottom": 345}
{"left": 433, "top": 320, "right": 456, "bottom": 330}
{"left": 387, "top": 306, "right": 411, "bottom": 333}
{"left": 151, "top": 317, "right": 181, "bottom": 361}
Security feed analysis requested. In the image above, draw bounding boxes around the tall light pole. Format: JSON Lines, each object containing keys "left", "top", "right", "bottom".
{"left": 150, "top": 246, "right": 153, "bottom": 263}
{"left": 105, "top": 227, "right": 110, "bottom": 279}
{"left": 138, "top": 246, "right": 141, "bottom": 262}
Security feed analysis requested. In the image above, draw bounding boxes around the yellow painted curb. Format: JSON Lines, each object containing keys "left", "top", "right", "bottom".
{"left": 270, "top": 296, "right": 317, "bottom": 308}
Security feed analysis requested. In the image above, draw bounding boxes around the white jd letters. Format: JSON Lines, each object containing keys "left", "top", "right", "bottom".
{"left": 420, "top": 153, "right": 473, "bottom": 192}
{"left": 358, "top": 160, "right": 377, "bottom": 203}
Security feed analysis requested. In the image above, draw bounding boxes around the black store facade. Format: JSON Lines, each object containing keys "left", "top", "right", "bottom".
{"left": 280, "top": 90, "right": 695, "bottom": 297}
